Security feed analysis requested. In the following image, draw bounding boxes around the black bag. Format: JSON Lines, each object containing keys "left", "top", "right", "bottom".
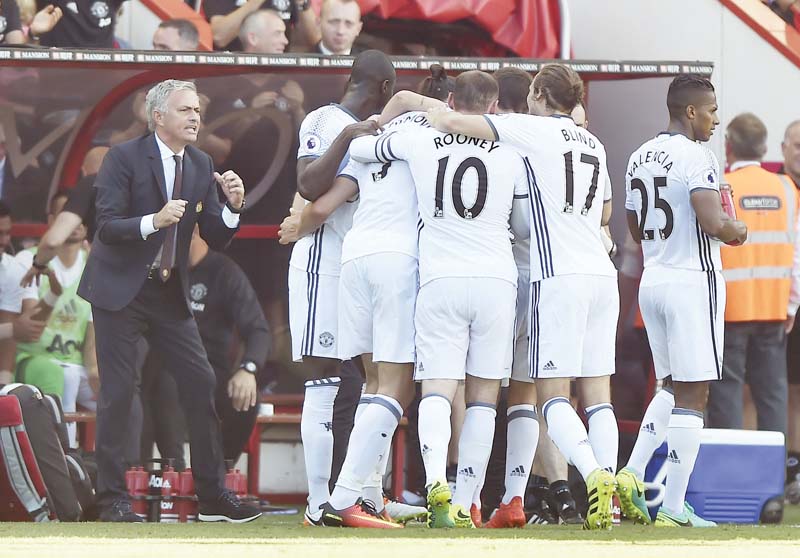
{"left": 41, "top": 391, "right": 97, "bottom": 520}
{"left": 0, "top": 384, "right": 82, "bottom": 521}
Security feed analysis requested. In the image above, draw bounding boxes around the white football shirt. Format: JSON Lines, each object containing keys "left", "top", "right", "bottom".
{"left": 289, "top": 104, "right": 360, "bottom": 277}
{"left": 0, "top": 254, "right": 38, "bottom": 313}
{"left": 339, "top": 112, "right": 430, "bottom": 264}
{"left": 351, "top": 121, "right": 529, "bottom": 286}
{"left": 485, "top": 113, "right": 616, "bottom": 282}
{"left": 624, "top": 133, "right": 722, "bottom": 271}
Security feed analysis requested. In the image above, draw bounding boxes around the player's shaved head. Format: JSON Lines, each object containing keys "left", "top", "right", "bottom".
{"left": 451, "top": 71, "right": 498, "bottom": 114}
{"left": 726, "top": 113, "right": 767, "bottom": 160}
{"left": 494, "top": 67, "right": 532, "bottom": 114}
{"left": 350, "top": 49, "right": 396, "bottom": 89}
{"left": 667, "top": 74, "right": 715, "bottom": 119}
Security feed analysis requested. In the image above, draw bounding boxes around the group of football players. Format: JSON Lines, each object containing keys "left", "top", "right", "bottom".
{"left": 279, "top": 49, "right": 747, "bottom": 530}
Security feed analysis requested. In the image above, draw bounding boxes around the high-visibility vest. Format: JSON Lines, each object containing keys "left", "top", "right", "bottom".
{"left": 721, "top": 165, "right": 798, "bottom": 322}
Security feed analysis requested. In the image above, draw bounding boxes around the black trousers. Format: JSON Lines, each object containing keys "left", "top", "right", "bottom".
{"left": 140, "top": 354, "right": 259, "bottom": 468}
{"left": 92, "top": 276, "right": 225, "bottom": 505}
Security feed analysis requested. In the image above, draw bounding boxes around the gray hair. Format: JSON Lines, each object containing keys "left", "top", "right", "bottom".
{"left": 145, "top": 79, "right": 197, "bottom": 132}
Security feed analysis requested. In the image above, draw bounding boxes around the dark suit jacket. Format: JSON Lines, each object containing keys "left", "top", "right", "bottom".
{"left": 314, "top": 42, "right": 364, "bottom": 56}
{"left": 77, "top": 133, "right": 238, "bottom": 312}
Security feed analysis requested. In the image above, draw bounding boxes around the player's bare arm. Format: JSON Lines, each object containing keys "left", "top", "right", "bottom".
{"left": 378, "top": 91, "right": 445, "bottom": 126}
{"left": 626, "top": 210, "right": 642, "bottom": 244}
{"left": 279, "top": 177, "right": 358, "bottom": 244}
{"left": 427, "top": 107, "right": 495, "bottom": 140}
{"left": 296, "top": 121, "right": 379, "bottom": 201}
{"left": 691, "top": 189, "right": 748, "bottom": 245}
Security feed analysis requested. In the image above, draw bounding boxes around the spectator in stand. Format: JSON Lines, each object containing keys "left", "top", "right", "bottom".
{"left": 707, "top": 113, "right": 799, "bottom": 439}
{"left": 152, "top": 18, "right": 200, "bottom": 51}
{"left": 0, "top": 1, "right": 62, "bottom": 44}
{"left": 140, "top": 226, "right": 270, "bottom": 468}
{"left": 15, "top": 191, "right": 98, "bottom": 448}
{"left": 0, "top": 201, "right": 62, "bottom": 386}
{"left": 35, "top": 0, "right": 125, "bottom": 48}
{"left": 204, "top": 0, "right": 319, "bottom": 52}
{"left": 238, "top": 8, "right": 288, "bottom": 53}
{"left": 315, "top": 0, "right": 362, "bottom": 55}
{"left": 0, "top": 124, "right": 49, "bottom": 222}
{"left": 19, "top": 146, "right": 109, "bottom": 291}
{"left": 782, "top": 119, "right": 800, "bottom": 502}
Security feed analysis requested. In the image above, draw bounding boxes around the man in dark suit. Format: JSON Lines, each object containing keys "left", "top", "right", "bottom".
{"left": 73, "top": 79, "right": 261, "bottom": 523}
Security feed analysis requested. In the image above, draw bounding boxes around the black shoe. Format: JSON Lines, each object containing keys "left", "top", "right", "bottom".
{"left": 548, "top": 480, "right": 583, "bottom": 524}
{"left": 198, "top": 490, "right": 262, "bottom": 523}
{"left": 98, "top": 500, "right": 144, "bottom": 523}
{"left": 525, "top": 484, "right": 557, "bottom": 525}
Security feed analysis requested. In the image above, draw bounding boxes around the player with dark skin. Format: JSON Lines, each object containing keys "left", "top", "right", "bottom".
{"left": 295, "top": 51, "right": 394, "bottom": 202}
{"left": 625, "top": 80, "right": 747, "bottom": 416}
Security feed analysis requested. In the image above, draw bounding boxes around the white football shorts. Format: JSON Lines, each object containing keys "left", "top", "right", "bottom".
{"left": 529, "top": 274, "right": 619, "bottom": 379}
{"left": 414, "top": 277, "right": 516, "bottom": 381}
{"left": 288, "top": 266, "right": 340, "bottom": 362}
{"left": 337, "top": 253, "right": 418, "bottom": 363}
{"left": 639, "top": 266, "right": 725, "bottom": 382}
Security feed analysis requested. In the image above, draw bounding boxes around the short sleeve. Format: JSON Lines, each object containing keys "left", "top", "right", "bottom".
{"left": 63, "top": 176, "right": 96, "bottom": 224}
{"left": 687, "top": 146, "right": 721, "bottom": 193}
{"left": 337, "top": 153, "right": 361, "bottom": 183}
{"left": 603, "top": 169, "right": 613, "bottom": 203}
{"left": 624, "top": 158, "right": 640, "bottom": 212}
{"left": 298, "top": 108, "right": 342, "bottom": 160}
{"left": 513, "top": 158, "right": 529, "bottom": 199}
{"left": 484, "top": 113, "right": 536, "bottom": 150}
{"left": 0, "top": 257, "right": 36, "bottom": 313}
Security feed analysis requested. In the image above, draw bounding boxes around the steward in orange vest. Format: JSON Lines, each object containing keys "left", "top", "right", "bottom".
{"left": 708, "top": 113, "right": 799, "bottom": 435}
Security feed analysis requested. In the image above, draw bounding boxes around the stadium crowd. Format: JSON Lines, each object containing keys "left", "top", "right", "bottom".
{"left": 0, "top": 0, "right": 799, "bottom": 531}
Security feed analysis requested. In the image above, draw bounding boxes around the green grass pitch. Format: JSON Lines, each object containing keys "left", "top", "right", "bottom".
{"left": 1, "top": 506, "right": 800, "bottom": 558}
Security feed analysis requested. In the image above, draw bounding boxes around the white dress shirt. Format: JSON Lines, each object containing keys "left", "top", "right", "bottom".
{"left": 140, "top": 132, "right": 239, "bottom": 239}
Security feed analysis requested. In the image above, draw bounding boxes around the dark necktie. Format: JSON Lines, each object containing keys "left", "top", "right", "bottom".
{"left": 159, "top": 154, "right": 183, "bottom": 282}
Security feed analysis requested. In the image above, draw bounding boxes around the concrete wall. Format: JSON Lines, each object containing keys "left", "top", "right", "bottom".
{"left": 568, "top": 0, "right": 800, "bottom": 164}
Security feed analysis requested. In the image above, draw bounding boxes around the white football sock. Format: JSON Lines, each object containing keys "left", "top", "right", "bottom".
{"left": 663, "top": 409, "right": 703, "bottom": 515}
{"left": 301, "top": 377, "right": 340, "bottom": 515}
{"left": 330, "top": 394, "right": 402, "bottom": 510}
{"left": 543, "top": 397, "right": 600, "bottom": 481}
{"left": 586, "top": 403, "right": 618, "bottom": 474}
{"left": 502, "top": 404, "right": 539, "bottom": 504}
{"left": 473, "top": 459, "right": 487, "bottom": 509}
{"left": 418, "top": 394, "right": 452, "bottom": 488}
{"left": 452, "top": 404, "right": 496, "bottom": 510}
{"left": 626, "top": 389, "right": 675, "bottom": 479}
{"left": 355, "top": 394, "right": 372, "bottom": 423}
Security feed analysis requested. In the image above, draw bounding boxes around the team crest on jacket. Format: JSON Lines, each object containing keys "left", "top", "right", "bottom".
{"left": 91, "top": 1, "right": 110, "bottom": 18}
{"left": 319, "top": 331, "right": 334, "bottom": 348}
{"left": 190, "top": 282, "right": 208, "bottom": 302}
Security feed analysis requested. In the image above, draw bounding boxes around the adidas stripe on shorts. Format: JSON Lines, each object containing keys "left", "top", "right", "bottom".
{"left": 638, "top": 266, "right": 725, "bottom": 382}
{"left": 288, "top": 266, "right": 340, "bottom": 362}
{"left": 529, "top": 274, "right": 618, "bottom": 379}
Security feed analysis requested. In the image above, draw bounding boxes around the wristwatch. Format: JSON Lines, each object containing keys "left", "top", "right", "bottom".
{"left": 226, "top": 198, "right": 246, "bottom": 214}
{"left": 240, "top": 360, "right": 258, "bottom": 374}
{"left": 32, "top": 255, "right": 48, "bottom": 271}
